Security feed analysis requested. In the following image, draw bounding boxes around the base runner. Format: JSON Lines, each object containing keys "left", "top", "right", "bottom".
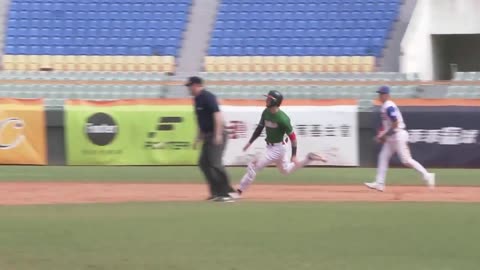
{"left": 365, "top": 86, "right": 435, "bottom": 192}
{"left": 230, "top": 90, "right": 326, "bottom": 197}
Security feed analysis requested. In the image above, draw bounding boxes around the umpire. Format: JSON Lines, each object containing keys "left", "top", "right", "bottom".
{"left": 186, "top": 76, "right": 235, "bottom": 202}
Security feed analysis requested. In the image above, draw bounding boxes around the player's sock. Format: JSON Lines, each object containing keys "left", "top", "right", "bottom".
{"left": 409, "top": 159, "right": 429, "bottom": 178}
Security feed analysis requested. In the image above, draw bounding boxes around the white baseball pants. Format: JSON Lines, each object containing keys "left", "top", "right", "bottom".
{"left": 376, "top": 129, "right": 429, "bottom": 185}
{"left": 239, "top": 143, "right": 312, "bottom": 192}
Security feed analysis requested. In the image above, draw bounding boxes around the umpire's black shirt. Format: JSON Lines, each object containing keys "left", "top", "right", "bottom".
{"left": 194, "top": 89, "right": 220, "bottom": 134}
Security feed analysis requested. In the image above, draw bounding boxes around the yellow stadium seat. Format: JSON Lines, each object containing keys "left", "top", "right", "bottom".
{"left": 249, "top": 56, "right": 262, "bottom": 72}
{"left": 3, "top": 55, "right": 15, "bottom": 70}
{"left": 226, "top": 57, "right": 239, "bottom": 72}
{"left": 337, "top": 56, "right": 349, "bottom": 72}
{"left": 108, "top": 56, "right": 122, "bottom": 71}
{"left": 300, "top": 56, "right": 313, "bottom": 72}
{"left": 275, "top": 56, "right": 288, "bottom": 72}
{"left": 13, "top": 55, "right": 28, "bottom": 70}
{"left": 149, "top": 56, "right": 159, "bottom": 72}
{"left": 204, "top": 56, "right": 215, "bottom": 72}
{"left": 215, "top": 57, "right": 227, "bottom": 72}
{"left": 38, "top": 56, "right": 54, "bottom": 70}
{"left": 97, "top": 56, "right": 108, "bottom": 71}
{"left": 237, "top": 57, "right": 250, "bottom": 72}
{"left": 263, "top": 56, "right": 275, "bottom": 72}
{"left": 123, "top": 56, "right": 135, "bottom": 71}
{"left": 351, "top": 56, "right": 361, "bottom": 72}
{"left": 118, "top": 56, "right": 129, "bottom": 71}
{"left": 132, "top": 56, "right": 146, "bottom": 71}
{"left": 63, "top": 56, "right": 76, "bottom": 71}
{"left": 54, "top": 55, "right": 65, "bottom": 71}
{"left": 25, "top": 55, "right": 40, "bottom": 71}
{"left": 163, "top": 56, "right": 175, "bottom": 72}
{"left": 325, "top": 56, "right": 336, "bottom": 72}
{"left": 312, "top": 56, "right": 325, "bottom": 72}
{"left": 287, "top": 56, "right": 301, "bottom": 72}
{"left": 119, "top": 56, "right": 131, "bottom": 71}
{"left": 141, "top": 56, "right": 154, "bottom": 72}
{"left": 122, "top": 55, "right": 140, "bottom": 71}
{"left": 84, "top": 55, "right": 101, "bottom": 71}
{"left": 74, "top": 56, "right": 88, "bottom": 71}
{"left": 361, "top": 56, "right": 375, "bottom": 72}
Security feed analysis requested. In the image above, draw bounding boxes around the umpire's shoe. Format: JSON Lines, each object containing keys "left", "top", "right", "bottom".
{"left": 212, "top": 196, "right": 235, "bottom": 203}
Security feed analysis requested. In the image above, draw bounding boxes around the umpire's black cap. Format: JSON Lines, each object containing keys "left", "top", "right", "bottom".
{"left": 185, "top": 76, "right": 203, "bottom": 86}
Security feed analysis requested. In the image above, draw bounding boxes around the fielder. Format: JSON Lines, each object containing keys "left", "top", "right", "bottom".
{"left": 231, "top": 90, "right": 326, "bottom": 197}
{"left": 365, "top": 86, "right": 435, "bottom": 192}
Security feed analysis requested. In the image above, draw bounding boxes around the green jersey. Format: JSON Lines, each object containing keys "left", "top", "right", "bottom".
{"left": 259, "top": 108, "right": 293, "bottom": 143}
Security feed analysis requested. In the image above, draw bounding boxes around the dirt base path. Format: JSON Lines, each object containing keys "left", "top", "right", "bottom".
{"left": 0, "top": 183, "right": 480, "bottom": 205}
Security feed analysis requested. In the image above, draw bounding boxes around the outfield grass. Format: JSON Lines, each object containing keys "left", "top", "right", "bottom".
{"left": 0, "top": 202, "right": 479, "bottom": 270}
{"left": 0, "top": 166, "right": 478, "bottom": 186}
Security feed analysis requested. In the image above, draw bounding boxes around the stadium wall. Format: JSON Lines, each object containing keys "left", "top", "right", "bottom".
{"left": 5, "top": 100, "right": 480, "bottom": 168}
{"left": 401, "top": 0, "right": 480, "bottom": 80}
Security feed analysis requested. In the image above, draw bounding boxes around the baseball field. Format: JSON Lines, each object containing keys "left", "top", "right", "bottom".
{"left": 1, "top": 166, "right": 480, "bottom": 270}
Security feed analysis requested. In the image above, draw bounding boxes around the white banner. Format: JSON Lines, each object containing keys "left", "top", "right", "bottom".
{"left": 222, "top": 105, "right": 359, "bottom": 166}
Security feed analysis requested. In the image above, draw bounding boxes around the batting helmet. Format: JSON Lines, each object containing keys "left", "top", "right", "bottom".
{"left": 264, "top": 90, "right": 283, "bottom": 108}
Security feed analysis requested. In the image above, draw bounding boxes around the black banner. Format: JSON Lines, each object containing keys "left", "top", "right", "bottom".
{"left": 374, "top": 106, "right": 480, "bottom": 168}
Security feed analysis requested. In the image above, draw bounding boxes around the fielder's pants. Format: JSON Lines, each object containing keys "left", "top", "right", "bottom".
{"left": 199, "top": 133, "right": 234, "bottom": 197}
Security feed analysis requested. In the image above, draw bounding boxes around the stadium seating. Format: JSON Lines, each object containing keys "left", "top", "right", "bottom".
{"left": 199, "top": 72, "right": 417, "bottom": 81}
{"left": 453, "top": 72, "right": 480, "bottom": 81}
{"left": 4, "top": 0, "right": 192, "bottom": 72}
{"left": 0, "top": 70, "right": 167, "bottom": 81}
{"left": 0, "top": 83, "right": 167, "bottom": 107}
{"left": 208, "top": 85, "right": 418, "bottom": 100}
{"left": 205, "top": 0, "right": 401, "bottom": 72}
{"left": 446, "top": 85, "right": 480, "bottom": 98}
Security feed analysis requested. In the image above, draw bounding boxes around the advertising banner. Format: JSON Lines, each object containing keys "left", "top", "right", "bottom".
{"left": 65, "top": 100, "right": 198, "bottom": 165}
{"left": 223, "top": 104, "right": 359, "bottom": 166}
{"left": 66, "top": 99, "right": 359, "bottom": 166}
{"left": 374, "top": 100, "right": 480, "bottom": 167}
{"left": 0, "top": 98, "right": 47, "bottom": 165}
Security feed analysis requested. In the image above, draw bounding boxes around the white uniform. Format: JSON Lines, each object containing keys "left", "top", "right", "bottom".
{"left": 375, "top": 100, "right": 431, "bottom": 185}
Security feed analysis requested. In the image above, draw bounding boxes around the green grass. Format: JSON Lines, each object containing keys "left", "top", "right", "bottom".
{"left": 0, "top": 166, "right": 478, "bottom": 186}
{"left": 0, "top": 202, "right": 479, "bottom": 270}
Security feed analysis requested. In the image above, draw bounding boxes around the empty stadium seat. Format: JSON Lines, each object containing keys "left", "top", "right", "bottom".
{"left": 4, "top": 0, "right": 191, "bottom": 71}
{"left": 206, "top": 0, "right": 400, "bottom": 72}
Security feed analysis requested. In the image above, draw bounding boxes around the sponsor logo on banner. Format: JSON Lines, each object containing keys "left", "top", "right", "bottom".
{"left": 0, "top": 117, "right": 26, "bottom": 150}
{"left": 409, "top": 127, "right": 480, "bottom": 145}
{"left": 82, "top": 112, "right": 122, "bottom": 156}
{"left": 145, "top": 116, "right": 191, "bottom": 150}
{"left": 222, "top": 105, "right": 359, "bottom": 166}
{"left": 0, "top": 99, "right": 47, "bottom": 165}
{"left": 66, "top": 101, "right": 199, "bottom": 165}
{"left": 294, "top": 124, "right": 352, "bottom": 138}
{"left": 85, "top": 113, "right": 118, "bottom": 146}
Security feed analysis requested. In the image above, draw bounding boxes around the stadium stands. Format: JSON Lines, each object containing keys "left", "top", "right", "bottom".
{"left": 209, "top": 85, "right": 418, "bottom": 100}
{"left": 4, "top": 0, "right": 192, "bottom": 72}
{"left": 199, "top": 72, "right": 418, "bottom": 81}
{"left": 205, "top": 0, "right": 401, "bottom": 72}
{"left": 446, "top": 85, "right": 480, "bottom": 98}
{"left": 0, "top": 70, "right": 167, "bottom": 81}
{"left": 453, "top": 72, "right": 480, "bottom": 81}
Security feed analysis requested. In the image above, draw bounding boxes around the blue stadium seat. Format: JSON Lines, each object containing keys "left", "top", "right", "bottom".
{"left": 5, "top": 0, "right": 192, "bottom": 57}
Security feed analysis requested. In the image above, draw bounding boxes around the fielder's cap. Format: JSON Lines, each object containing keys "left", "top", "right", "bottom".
{"left": 185, "top": 76, "right": 203, "bottom": 86}
{"left": 376, "top": 86, "right": 390, "bottom": 94}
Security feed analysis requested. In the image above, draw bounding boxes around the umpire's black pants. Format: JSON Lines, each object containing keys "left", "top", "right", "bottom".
{"left": 199, "top": 133, "right": 235, "bottom": 197}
